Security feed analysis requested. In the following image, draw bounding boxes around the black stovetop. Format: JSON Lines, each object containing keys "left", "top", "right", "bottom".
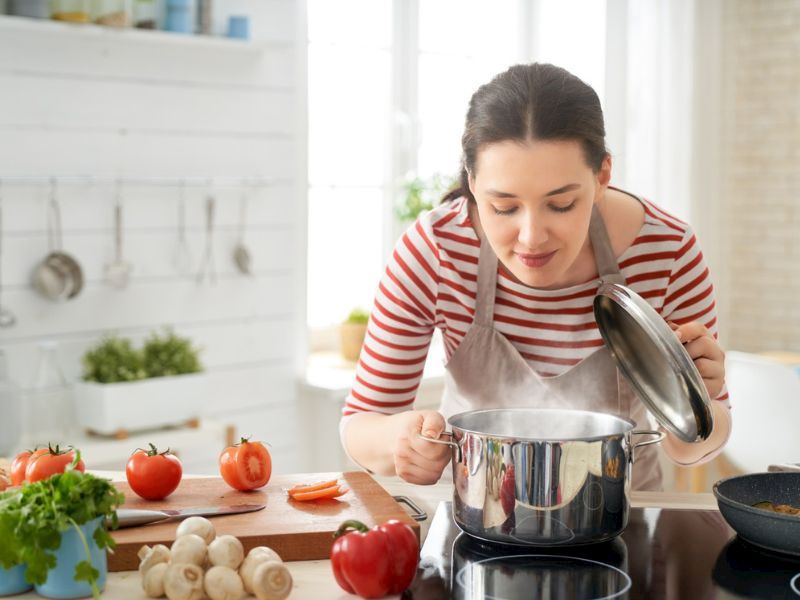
{"left": 406, "top": 502, "right": 800, "bottom": 599}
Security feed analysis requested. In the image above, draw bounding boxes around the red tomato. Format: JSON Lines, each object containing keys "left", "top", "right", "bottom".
{"left": 25, "top": 445, "right": 85, "bottom": 483}
{"left": 219, "top": 438, "right": 271, "bottom": 491}
{"left": 126, "top": 444, "right": 183, "bottom": 501}
{"left": 10, "top": 449, "right": 40, "bottom": 485}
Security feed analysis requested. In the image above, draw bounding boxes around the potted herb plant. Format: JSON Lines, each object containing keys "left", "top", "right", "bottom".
{"left": 74, "top": 329, "right": 206, "bottom": 436}
{"left": 339, "top": 308, "right": 369, "bottom": 362}
{"left": 0, "top": 453, "right": 124, "bottom": 599}
{"left": 395, "top": 172, "right": 458, "bottom": 224}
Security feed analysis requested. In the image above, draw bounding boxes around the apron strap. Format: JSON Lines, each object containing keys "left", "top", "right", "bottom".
{"left": 469, "top": 204, "right": 499, "bottom": 327}
{"left": 588, "top": 204, "right": 626, "bottom": 285}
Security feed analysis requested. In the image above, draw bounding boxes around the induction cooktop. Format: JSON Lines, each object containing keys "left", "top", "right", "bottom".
{"left": 405, "top": 501, "right": 800, "bottom": 599}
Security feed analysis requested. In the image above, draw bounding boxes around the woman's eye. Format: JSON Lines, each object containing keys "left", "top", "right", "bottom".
{"left": 549, "top": 200, "right": 577, "bottom": 213}
{"left": 493, "top": 206, "right": 518, "bottom": 216}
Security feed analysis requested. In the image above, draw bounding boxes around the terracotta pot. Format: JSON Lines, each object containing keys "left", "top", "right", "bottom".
{"left": 339, "top": 323, "right": 368, "bottom": 362}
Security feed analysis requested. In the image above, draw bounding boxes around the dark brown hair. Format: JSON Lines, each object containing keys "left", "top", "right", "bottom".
{"left": 442, "top": 63, "right": 608, "bottom": 203}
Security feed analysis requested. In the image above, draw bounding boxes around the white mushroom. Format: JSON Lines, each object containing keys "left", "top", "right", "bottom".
{"left": 170, "top": 534, "right": 207, "bottom": 567}
{"left": 207, "top": 535, "right": 244, "bottom": 570}
{"left": 251, "top": 560, "right": 292, "bottom": 600}
{"left": 240, "top": 547, "right": 282, "bottom": 594}
{"left": 138, "top": 544, "right": 171, "bottom": 575}
{"left": 203, "top": 566, "right": 244, "bottom": 600}
{"left": 163, "top": 563, "right": 204, "bottom": 600}
{"left": 176, "top": 516, "right": 216, "bottom": 544}
{"left": 142, "top": 562, "right": 168, "bottom": 598}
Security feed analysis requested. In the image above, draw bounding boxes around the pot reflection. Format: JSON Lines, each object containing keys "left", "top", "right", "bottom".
{"left": 451, "top": 533, "right": 630, "bottom": 600}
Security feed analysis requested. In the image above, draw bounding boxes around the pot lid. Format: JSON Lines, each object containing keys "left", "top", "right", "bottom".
{"left": 593, "top": 282, "right": 713, "bottom": 442}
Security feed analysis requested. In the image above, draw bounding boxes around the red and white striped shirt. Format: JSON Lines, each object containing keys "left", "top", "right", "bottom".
{"left": 344, "top": 195, "right": 729, "bottom": 418}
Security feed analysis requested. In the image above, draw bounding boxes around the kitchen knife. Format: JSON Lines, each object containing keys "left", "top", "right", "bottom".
{"left": 114, "top": 504, "right": 266, "bottom": 528}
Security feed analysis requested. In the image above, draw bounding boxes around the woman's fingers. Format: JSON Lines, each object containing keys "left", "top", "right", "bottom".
{"left": 669, "top": 320, "right": 726, "bottom": 398}
{"left": 394, "top": 458, "right": 445, "bottom": 485}
{"left": 684, "top": 334, "right": 725, "bottom": 363}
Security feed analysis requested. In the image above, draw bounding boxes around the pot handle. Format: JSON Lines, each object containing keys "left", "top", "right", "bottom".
{"left": 630, "top": 429, "right": 666, "bottom": 463}
{"left": 416, "top": 432, "right": 461, "bottom": 463}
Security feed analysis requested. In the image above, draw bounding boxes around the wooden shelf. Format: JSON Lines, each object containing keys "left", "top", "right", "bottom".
{"left": 0, "top": 14, "right": 280, "bottom": 52}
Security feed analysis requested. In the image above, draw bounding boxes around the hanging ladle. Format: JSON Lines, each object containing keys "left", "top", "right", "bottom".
{"left": 0, "top": 180, "right": 17, "bottom": 327}
{"left": 196, "top": 192, "right": 217, "bottom": 285}
{"left": 173, "top": 180, "right": 192, "bottom": 275}
{"left": 105, "top": 180, "right": 133, "bottom": 289}
{"left": 232, "top": 186, "right": 253, "bottom": 275}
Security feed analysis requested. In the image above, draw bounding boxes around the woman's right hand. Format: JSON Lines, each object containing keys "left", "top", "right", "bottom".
{"left": 394, "top": 410, "right": 452, "bottom": 485}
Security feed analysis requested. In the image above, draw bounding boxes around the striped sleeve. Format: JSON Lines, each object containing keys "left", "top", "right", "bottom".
{"left": 342, "top": 218, "right": 440, "bottom": 417}
{"left": 660, "top": 227, "right": 730, "bottom": 405}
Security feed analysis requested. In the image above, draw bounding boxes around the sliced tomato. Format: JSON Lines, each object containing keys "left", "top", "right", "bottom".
{"left": 287, "top": 479, "right": 339, "bottom": 497}
{"left": 290, "top": 485, "right": 348, "bottom": 502}
{"left": 219, "top": 438, "right": 271, "bottom": 491}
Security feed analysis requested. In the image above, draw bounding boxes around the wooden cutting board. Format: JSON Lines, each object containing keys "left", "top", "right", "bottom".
{"left": 108, "top": 471, "right": 420, "bottom": 572}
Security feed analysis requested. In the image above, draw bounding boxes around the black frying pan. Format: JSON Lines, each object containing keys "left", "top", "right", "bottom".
{"left": 713, "top": 472, "right": 800, "bottom": 556}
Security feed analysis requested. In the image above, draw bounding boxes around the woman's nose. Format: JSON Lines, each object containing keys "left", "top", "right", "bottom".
{"left": 518, "top": 213, "right": 549, "bottom": 249}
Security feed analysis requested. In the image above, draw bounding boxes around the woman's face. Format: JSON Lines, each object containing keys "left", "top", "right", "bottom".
{"left": 468, "top": 139, "right": 611, "bottom": 289}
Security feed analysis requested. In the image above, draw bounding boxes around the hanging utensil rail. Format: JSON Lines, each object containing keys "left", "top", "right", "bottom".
{"left": 0, "top": 176, "right": 282, "bottom": 188}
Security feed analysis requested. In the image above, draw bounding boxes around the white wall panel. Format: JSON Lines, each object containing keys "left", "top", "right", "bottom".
{"left": 0, "top": 0, "right": 307, "bottom": 473}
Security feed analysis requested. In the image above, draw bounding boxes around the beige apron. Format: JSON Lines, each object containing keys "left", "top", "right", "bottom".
{"left": 439, "top": 203, "right": 663, "bottom": 491}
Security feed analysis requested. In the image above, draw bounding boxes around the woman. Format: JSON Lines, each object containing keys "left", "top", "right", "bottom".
{"left": 341, "top": 63, "right": 731, "bottom": 490}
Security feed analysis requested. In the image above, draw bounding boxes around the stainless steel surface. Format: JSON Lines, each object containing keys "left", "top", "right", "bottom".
{"left": 196, "top": 194, "right": 217, "bottom": 284}
{"left": 105, "top": 184, "right": 132, "bottom": 289}
{"left": 31, "top": 182, "right": 84, "bottom": 301}
{"left": 630, "top": 429, "right": 665, "bottom": 462}
{"left": 594, "top": 282, "right": 713, "bottom": 443}
{"left": 436, "top": 408, "right": 664, "bottom": 546}
{"left": 392, "top": 495, "right": 428, "bottom": 522}
{"left": 768, "top": 463, "right": 800, "bottom": 473}
{"left": 115, "top": 503, "right": 266, "bottom": 528}
{"left": 232, "top": 188, "right": 253, "bottom": 275}
{"left": 0, "top": 182, "right": 16, "bottom": 327}
{"left": 173, "top": 182, "right": 192, "bottom": 275}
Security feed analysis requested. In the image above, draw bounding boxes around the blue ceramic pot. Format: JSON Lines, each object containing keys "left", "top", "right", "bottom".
{"left": 0, "top": 564, "right": 32, "bottom": 596}
{"left": 34, "top": 517, "right": 107, "bottom": 599}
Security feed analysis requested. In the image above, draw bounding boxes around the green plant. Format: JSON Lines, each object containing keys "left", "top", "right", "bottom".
{"left": 395, "top": 172, "right": 458, "bottom": 222}
{"left": 142, "top": 328, "right": 203, "bottom": 378}
{"left": 344, "top": 308, "right": 369, "bottom": 325}
{"left": 0, "top": 453, "right": 125, "bottom": 599}
{"left": 81, "top": 335, "right": 146, "bottom": 384}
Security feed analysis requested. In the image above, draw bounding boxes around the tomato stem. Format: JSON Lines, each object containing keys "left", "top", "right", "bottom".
{"left": 334, "top": 519, "right": 369, "bottom": 539}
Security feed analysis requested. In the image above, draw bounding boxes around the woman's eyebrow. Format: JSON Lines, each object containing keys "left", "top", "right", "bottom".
{"left": 485, "top": 183, "right": 582, "bottom": 198}
{"left": 544, "top": 183, "right": 581, "bottom": 197}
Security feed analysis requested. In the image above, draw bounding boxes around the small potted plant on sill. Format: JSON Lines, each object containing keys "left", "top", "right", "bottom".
{"left": 340, "top": 308, "right": 369, "bottom": 362}
{"left": 0, "top": 453, "right": 124, "bottom": 600}
{"left": 74, "top": 328, "right": 206, "bottom": 436}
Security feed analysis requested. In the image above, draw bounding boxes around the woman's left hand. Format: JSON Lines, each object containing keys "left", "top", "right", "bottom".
{"left": 670, "top": 321, "right": 725, "bottom": 398}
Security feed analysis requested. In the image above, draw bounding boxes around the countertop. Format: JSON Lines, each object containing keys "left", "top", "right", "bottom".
{"left": 11, "top": 473, "right": 719, "bottom": 599}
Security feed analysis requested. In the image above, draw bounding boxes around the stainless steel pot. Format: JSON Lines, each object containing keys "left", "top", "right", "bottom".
{"left": 425, "top": 408, "right": 664, "bottom": 546}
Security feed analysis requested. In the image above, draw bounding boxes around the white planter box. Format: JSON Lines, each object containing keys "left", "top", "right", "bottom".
{"left": 73, "top": 373, "right": 208, "bottom": 436}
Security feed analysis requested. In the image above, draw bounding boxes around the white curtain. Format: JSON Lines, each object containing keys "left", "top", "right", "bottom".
{"left": 605, "top": 0, "right": 697, "bottom": 221}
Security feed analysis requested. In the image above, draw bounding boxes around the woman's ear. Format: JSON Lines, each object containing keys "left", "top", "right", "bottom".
{"left": 467, "top": 170, "right": 476, "bottom": 198}
{"left": 595, "top": 154, "right": 612, "bottom": 199}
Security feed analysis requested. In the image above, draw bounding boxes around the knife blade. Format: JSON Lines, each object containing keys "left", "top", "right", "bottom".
{"left": 114, "top": 504, "right": 266, "bottom": 528}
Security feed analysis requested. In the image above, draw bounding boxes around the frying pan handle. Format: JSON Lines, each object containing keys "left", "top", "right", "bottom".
{"left": 416, "top": 431, "right": 461, "bottom": 463}
{"left": 630, "top": 429, "right": 666, "bottom": 463}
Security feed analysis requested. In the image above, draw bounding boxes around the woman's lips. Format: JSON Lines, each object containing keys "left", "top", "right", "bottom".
{"left": 515, "top": 250, "right": 557, "bottom": 268}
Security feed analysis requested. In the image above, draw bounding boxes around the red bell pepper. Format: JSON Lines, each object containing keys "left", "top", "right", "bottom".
{"left": 331, "top": 519, "right": 419, "bottom": 598}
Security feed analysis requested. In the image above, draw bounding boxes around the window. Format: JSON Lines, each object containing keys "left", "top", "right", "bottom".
{"left": 307, "top": 0, "right": 608, "bottom": 335}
